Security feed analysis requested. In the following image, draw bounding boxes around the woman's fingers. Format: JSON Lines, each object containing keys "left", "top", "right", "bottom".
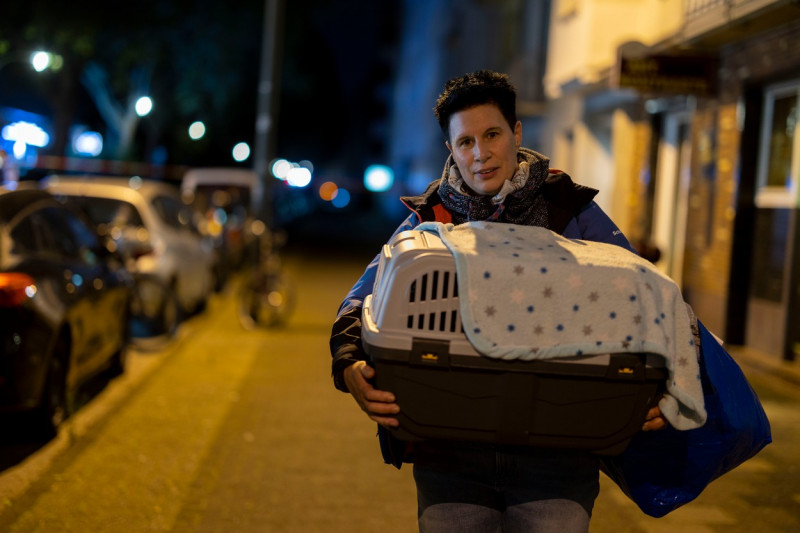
{"left": 345, "top": 361, "right": 401, "bottom": 428}
{"left": 642, "top": 405, "right": 668, "bottom": 431}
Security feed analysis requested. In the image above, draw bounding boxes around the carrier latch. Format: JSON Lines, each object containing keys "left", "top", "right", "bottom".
{"left": 410, "top": 338, "right": 451, "bottom": 367}
{"left": 606, "top": 354, "right": 646, "bottom": 380}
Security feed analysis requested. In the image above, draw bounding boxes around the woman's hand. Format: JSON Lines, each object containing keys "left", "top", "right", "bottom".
{"left": 343, "top": 360, "right": 400, "bottom": 429}
{"left": 642, "top": 405, "right": 668, "bottom": 431}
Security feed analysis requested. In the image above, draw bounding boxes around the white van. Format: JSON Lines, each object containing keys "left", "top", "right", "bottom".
{"left": 181, "top": 168, "right": 261, "bottom": 273}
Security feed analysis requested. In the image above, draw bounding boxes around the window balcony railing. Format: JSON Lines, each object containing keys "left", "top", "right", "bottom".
{"left": 685, "top": 0, "right": 728, "bottom": 19}
{"left": 683, "top": 0, "right": 781, "bottom": 42}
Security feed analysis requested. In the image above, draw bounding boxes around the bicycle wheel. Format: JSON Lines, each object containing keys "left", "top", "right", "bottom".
{"left": 129, "top": 273, "right": 181, "bottom": 344}
{"left": 238, "top": 270, "right": 295, "bottom": 329}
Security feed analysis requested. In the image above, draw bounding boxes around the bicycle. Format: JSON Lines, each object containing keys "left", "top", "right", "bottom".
{"left": 237, "top": 220, "right": 295, "bottom": 330}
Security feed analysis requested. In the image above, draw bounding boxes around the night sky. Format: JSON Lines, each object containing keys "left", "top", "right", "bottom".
{"left": 276, "top": 1, "right": 402, "bottom": 178}
{"left": 0, "top": 0, "right": 404, "bottom": 182}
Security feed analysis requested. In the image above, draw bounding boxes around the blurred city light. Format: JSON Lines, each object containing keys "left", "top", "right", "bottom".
{"left": 269, "top": 158, "right": 315, "bottom": 187}
{"left": 319, "top": 181, "right": 338, "bottom": 201}
{"left": 232, "top": 142, "right": 251, "bottom": 162}
{"left": 188, "top": 121, "right": 206, "bottom": 140}
{"left": 2, "top": 121, "right": 49, "bottom": 148}
{"left": 286, "top": 166, "right": 312, "bottom": 188}
{"left": 12, "top": 141, "right": 25, "bottom": 159}
{"left": 408, "top": 171, "right": 431, "bottom": 194}
{"left": 2, "top": 121, "right": 50, "bottom": 158}
{"left": 364, "top": 164, "right": 394, "bottom": 192}
{"left": 30, "top": 51, "right": 52, "bottom": 72}
{"left": 128, "top": 176, "right": 144, "bottom": 190}
{"left": 271, "top": 158, "right": 291, "bottom": 179}
{"left": 29, "top": 51, "right": 63, "bottom": 73}
{"left": 299, "top": 159, "right": 314, "bottom": 173}
{"left": 135, "top": 96, "right": 153, "bottom": 117}
{"left": 213, "top": 207, "right": 228, "bottom": 226}
{"left": 30, "top": 51, "right": 63, "bottom": 72}
{"left": 250, "top": 218, "right": 266, "bottom": 237}
{"left": 73, "top": 131, "right": 103, "bottom": 156}
{"left": 331, "top": 188, "right": 351, "bottom": 208}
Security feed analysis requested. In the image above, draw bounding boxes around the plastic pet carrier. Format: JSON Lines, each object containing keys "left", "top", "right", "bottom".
{"left": 362, "top": 229, "right": 668, "bottom": 455}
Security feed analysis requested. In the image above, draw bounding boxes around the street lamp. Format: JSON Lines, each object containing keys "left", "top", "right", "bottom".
{"left": 0, "top": 49, "right": 59, "bottom": 185}
{"left": 135, "top": 96, "right": 153, "bottom": 117}
{"left": 0, "top": 50, "right": 61, "bottom": 73}
{"left": 232, "top": 142, "right": 250, "bottom": 162}
{"left": 30, "top": 51, "right": 62, "bottom": 72}
{"left": 188, "top": 121, "right": 206, "bottom": 140}
{"left": 30, "top": 51, "right": 52, "bottom": 72}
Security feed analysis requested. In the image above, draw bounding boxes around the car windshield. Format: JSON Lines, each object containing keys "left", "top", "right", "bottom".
{"left": 8, "top": 205, "right": 103, "bottom": 266}
{"left": 56, "top": 196, "right": 145, "bottom": 229}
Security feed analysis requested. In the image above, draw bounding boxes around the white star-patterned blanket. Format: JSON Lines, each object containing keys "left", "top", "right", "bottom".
{"left": 416, "top": 221, "right": 706, "bottom": 430}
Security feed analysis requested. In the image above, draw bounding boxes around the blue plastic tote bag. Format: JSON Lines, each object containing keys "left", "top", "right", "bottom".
{"left": 600, "top": 319, "right": 772, "bottom": 518}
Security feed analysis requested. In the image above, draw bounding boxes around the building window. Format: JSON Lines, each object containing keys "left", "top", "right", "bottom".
{"left": 755, "top": 80, "right": 800, "bottom": 208}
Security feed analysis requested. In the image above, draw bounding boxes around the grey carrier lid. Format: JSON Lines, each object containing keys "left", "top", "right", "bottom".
{"left": 362, "top": 229, "right": 663, "bottom": 370}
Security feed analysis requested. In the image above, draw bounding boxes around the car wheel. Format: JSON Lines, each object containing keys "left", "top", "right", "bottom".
{"left": 129, "top": 273, "right": 181, "bottom": 342}
{"left": 108, "top": 313, "right": 129, "bottom": 377}
{"left": 33, "top": 337, "right": 71, "bottom": 437}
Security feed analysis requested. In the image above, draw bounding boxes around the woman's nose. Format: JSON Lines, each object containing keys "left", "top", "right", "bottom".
{"left": 473, "top": 140, "right": 488, "bottom": 161}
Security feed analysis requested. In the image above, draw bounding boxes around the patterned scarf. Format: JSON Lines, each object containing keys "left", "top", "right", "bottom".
{"left": 438, "top": 147, "right": 551, "bottom": 226}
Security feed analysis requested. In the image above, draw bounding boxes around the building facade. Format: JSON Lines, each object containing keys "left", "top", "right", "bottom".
{"left": 388, "top": 0, "right": 800, "bottom": 361}
{"left": 542, "top": 0, "right": 800, "bottom": 360}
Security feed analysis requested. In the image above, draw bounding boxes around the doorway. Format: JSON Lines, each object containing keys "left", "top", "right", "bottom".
{"left": 745, "top": 79, "right": 800, "bottom": 358}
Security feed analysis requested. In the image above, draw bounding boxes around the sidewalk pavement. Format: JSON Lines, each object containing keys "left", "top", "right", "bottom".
{"left": 726, "top": 343, "right": 800, "bottom": 386}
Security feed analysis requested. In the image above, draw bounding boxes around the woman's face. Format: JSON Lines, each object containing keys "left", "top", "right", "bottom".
{"left": 446, "top": 103, "right": 522, "bottom": 196}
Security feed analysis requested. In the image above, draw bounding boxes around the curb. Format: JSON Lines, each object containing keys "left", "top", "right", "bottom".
{"left": 0, "top": 322, "right": 192, "bottom": 513}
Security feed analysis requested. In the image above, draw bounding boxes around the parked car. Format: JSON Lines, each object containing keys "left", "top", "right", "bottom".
{"left": 0, "top": 187, "right": 132, "bottom": 435}
{"left": 42, "top": 175, "right": 217, "bottom": 317}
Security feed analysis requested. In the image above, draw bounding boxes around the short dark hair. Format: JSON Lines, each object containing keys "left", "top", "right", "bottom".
{"left": 433, "top": 70, "right": 518, "bottom": 141}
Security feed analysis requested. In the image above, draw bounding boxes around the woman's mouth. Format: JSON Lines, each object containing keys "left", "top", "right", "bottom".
{"left": 474, "top": 167, "right": 498, "bottom": 179}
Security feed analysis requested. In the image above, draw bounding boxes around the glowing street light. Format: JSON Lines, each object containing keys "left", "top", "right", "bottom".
{"left": 0, "top": 50, "right": 59, "bottom": 74}
{"left": 271, "top": 158, "right": 291, "bottom": 180}
{"left": 188, "top": 121, "right": 206, "bottom": 140}
{"left": 232, "top": 142, "right": 251, "bottom": 162}
{"left": 364, "top": 164, "right": 394, "bottom": 192}
{"left": 30, "top": 51, "right": 52, "bottom": 72}
{"left": 29, "top": 51, "right": 62, "bottom": 73}
{"left": 286, "top": 166, "right": 311, "bottom": 187}
{"left": 73, "top": 131, "right": 103, "bottom": 157}
{"left": 135, "top": 96, "right": 153, "bottom": 117}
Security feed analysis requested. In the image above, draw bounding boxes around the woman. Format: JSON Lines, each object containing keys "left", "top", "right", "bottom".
{"left": 329, "top": 70, "right": 665, "bottom": 533}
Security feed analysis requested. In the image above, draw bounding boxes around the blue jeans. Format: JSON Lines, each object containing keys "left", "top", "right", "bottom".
{"left": 412, "top": 441, "right": 599, "bottom": 533}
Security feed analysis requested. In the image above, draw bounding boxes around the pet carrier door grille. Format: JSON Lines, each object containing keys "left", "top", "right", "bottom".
{"left": 405, "top": 269, "right": 463, "bottom": 334}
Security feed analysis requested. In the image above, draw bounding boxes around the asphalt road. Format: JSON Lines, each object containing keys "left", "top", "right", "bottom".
{"left": 0, "top": 245, "right": 798, "bottom": 532}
